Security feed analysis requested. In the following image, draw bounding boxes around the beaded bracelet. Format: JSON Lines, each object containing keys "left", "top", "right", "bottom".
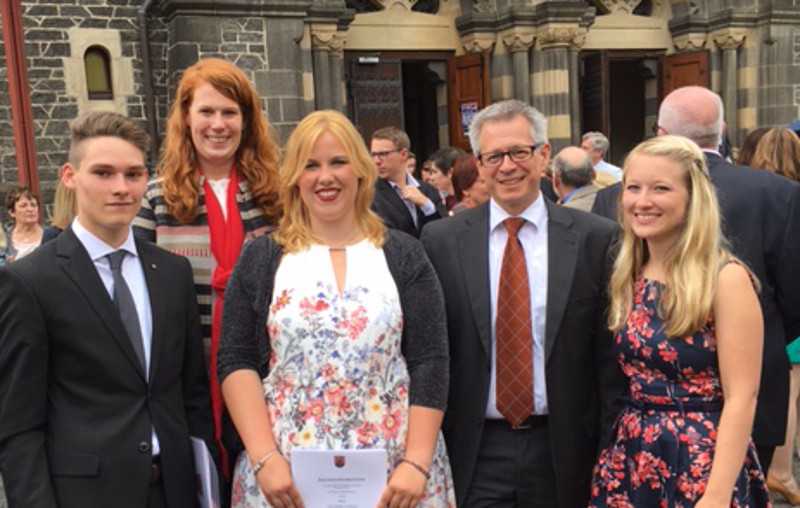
{"left": 398, "top": 458, "right": 430, "bottom": 480}
{"left": 252, "top": 448, "right": 280, "bottom": 476}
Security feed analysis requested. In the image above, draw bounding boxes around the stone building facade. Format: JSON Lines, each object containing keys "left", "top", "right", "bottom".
{"left": 0, "top": 0, "right": 799, "bottom": 217}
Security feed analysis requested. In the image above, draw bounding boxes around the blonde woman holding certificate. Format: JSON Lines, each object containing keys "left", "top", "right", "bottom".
{"left": 218, "top": 110, "right": 456, "bottom": 508}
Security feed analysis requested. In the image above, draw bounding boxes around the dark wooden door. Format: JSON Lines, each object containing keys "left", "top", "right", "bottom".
{"left": 580, "top": 51, "right": 610, "bottom": 138}
{"left": 346, "top": 54, "right": 404, "bottom": 142}
{"left": 447, "top": 52, "right": 490, "bottom": 153}
{"left": 662, "top": 51, "right": 710, "bottom": 96}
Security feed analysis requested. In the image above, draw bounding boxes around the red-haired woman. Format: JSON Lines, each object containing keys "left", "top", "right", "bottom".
{"left": 134, "top": 58, "right": 281, "bottom": 476}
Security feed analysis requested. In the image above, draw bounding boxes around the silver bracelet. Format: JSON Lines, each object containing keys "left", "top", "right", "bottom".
{"left": 252, "top": 448, "right": 280, "bottom": 476}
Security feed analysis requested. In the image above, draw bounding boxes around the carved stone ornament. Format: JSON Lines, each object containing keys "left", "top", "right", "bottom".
{"left": 311, "top": 25, "right": 339, "bottom": 51}
{"left": 672, "top": 33, "right": 708, "bottom": 51}
{"left": 501, "top": 29, "right": 535, "bottom": 53}
{"left": 473, "top": 0, "right": 495, "bottom": 14}
{"left": 712, "top": 29, "right": 746, "bottom": 51}
{"left": 538, "top": 25, "right": 584, "bottom": 49}
{"left": 329, "top": 33, "right": 347, "bottom": 57}
{"left": 595, "top": 0, "right": 642, "bottom": 15}
{"left": 461, "top": 33, "right": 496, "bottom": 53}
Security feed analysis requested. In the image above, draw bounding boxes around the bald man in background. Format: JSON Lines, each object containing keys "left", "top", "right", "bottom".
{"left": 551, "top": 147, "right": 600, "bottom": 212}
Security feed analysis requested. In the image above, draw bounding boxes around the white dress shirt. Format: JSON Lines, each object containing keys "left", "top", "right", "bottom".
{"left": 486, "top": 196, "right": 549, "bottom": 417}
{"left": 387, "top": 173, "right": 437, "bottom": 227}
{"left": 72, "top": 218, "right": 160, "bottom": 455}
{"left": 594, "top": 159, "right": 622, "bottom": 182}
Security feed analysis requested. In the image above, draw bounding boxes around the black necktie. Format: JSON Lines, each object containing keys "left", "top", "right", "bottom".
{"left": 107, "top": 251, "right": 146, "bottom": 372}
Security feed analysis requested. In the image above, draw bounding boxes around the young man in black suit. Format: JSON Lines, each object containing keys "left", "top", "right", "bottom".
{"left": 591, "top": 85, "right": 800, "bottom": 471}
{"left": 421, "top": 100, "right": 624, "bottom": 507}
{"left": 0, "top": 112, "right": 214, "bottom": 508}
{"left": 370, "top": 127, "right": 446, "bottom": 237}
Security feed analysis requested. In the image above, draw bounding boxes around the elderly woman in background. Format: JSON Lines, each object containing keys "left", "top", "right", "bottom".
{"left": 42, "top": 179, "right": 77, "bottom": 243}
{"left": 218, "top": 110, "right": 455, "bottom": 508}
{"left": 450, "top": 154, "right": 488, "bottom": 214}
{"left": 4, "top": 186, "right": 43, "bottom": 262}
{"left": 134, "top": 57, "right": 282, "bottom": 474}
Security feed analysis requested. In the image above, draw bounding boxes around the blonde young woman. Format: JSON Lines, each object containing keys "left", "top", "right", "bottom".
{"left": 589, "top": 136, "right": 771, "bottom": 507}
{"left": 218, "top": 110, "right": 456, "bottom": 508}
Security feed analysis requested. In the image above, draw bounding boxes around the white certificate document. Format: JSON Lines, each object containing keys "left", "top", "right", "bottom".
{"left": 291, "top": 448, "right": 387, "bottom": 508}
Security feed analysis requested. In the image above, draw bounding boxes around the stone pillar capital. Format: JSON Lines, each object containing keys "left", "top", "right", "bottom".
{"left": 537, "top": 24, "right": 584, "bottom": 50}
{"left": 711, "top": 29, "right": 747, "bottom": 50}
{"left": 461, "top": 33, "right": 496, "bottom": 54}
{"left": 501, "top": 28, "right": 536, "bottom": 53}
{"left": 329, "top": 33, "right": 347, "bottom": 57}
{"left": 310, "top": 23, "right": 338, "bottom": 51}
{"left": 595, "top": 0, "right": 642, "bottom": 15}
{"left": 672, "top": 33, "right": 708, "bottom": 52}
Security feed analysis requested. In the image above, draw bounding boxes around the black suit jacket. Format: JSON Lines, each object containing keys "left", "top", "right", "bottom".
{"left": 0, "top": 228, "right": 214, "bottom": 508}
{"left": 372, "top": 178, "right": 446, "bottom": 237}
{"left": 421, "top": 201, "right": 625, "bottom": 507}
{"left": 590, "top": 153, "right": 800, "bottom": 446}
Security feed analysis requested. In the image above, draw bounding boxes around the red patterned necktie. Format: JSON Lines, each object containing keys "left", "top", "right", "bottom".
{"left": 496, "top": 217, "right": 534, "bottom": 427}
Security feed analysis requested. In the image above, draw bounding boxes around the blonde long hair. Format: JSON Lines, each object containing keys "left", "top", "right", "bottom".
{"left": 158, "top": 58, "right": 281, "bottom": 224}
{"left": 273, "top": 110, "right": 386, "bottom": 252}
{"left": 50, "top": 179, "right": 76, "bottom": 229}
{"left": 608, "top": 135, "right": 736, "bottom": 337}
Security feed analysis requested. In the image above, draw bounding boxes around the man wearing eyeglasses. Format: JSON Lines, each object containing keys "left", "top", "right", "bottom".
{"left": 370, "top": 127, "right": 446, "bottom": 237}
{"left": 421, "top": 100, "right": 624, "bottom": 508}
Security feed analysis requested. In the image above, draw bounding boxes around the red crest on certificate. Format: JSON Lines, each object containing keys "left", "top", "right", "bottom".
{"left": 334, "top": 455, "right": 346, "bottom": 468}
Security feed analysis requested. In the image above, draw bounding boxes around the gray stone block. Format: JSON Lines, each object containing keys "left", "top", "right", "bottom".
{"left": 171, "top": 16, "right": 222, "bottom": 45}
{"left": 266, "top": 18, "right": 303, "bottom": 70}
{"left": 168, "top": 43, "right": 199, "bottom": 72}
{"left": 256, "top": 69, "right": 303, "bottom": 97}
{"left": 281, "top": 97, "right": 306, "bottom": 122}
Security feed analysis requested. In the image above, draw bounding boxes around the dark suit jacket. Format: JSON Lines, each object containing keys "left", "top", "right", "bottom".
{"left": 372, "top": 178, "right": 446, "bottom": 237}
{"left": 0, "top": 228, "right": 214, "bottom": 508}
{"left": 421, "top": 201, "right": 625, "bottom": 507}
{"left": 590, "top": 153, "right": 800, "bottom": 446}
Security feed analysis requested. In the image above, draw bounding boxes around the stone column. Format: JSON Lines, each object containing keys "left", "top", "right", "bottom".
{"left": 501, "top": 28, "right": 535, "bottom": 104}
{"left": 534, "top": 25, "right": 582, "bottom": 151}
{"left": 329, "top": 33, "right": 346, "bottom": 112}
{"left": 311, "top": 25, "right": 337, "bottom": 110}
{"left": 712, "top": 29, "right": 746, "bottom": 147}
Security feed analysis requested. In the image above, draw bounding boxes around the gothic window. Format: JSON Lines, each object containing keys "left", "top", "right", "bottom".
{"left": 84, "top": 46, "right": 113, "bottom": 100}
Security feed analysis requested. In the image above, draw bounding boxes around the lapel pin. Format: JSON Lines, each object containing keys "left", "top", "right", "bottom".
{"left": 151, "top": 263, "right": 157, "bottom": 269}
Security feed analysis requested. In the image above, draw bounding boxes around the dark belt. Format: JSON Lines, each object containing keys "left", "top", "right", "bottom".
{"left": 487, "top": 414, "right": 549, "bottom": 431}
{"left": 626, "top": 398, "right": 723, "bottom": 413}
{"left": 151, "top": 456, "right": 162, "bottom": 484}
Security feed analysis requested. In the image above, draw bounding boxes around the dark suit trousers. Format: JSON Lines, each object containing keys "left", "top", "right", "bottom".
{"left": 464, "top": 418, "right": 557, "bottom": 508}
{"left": 756, "top": 444, "right": 775, "bottom": 474}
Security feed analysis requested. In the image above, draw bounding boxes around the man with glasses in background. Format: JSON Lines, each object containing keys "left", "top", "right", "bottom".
{"left": 370, "top": 127, "right": 446, "bottom": 237}
{"left": 421, "top": 100, "right": 624, "bottom": 507}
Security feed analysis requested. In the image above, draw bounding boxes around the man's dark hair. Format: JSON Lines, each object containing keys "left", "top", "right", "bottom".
{"left": 553, "top": 151, "right": 595, "bottom": 188}
{"left": 430, "top": 146, "right": 466, "bottom": 176}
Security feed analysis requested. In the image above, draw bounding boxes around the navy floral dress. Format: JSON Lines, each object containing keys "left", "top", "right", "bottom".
{"left": 589, "top": 278, "right": 771, "bottom": 508}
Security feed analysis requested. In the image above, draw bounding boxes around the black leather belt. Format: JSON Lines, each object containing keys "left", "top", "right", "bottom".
{"left": 487, "top": 414, "right": 549, "bottom": 431}
{"left": 151, "top": 456, "right": 162, "bottom": 483}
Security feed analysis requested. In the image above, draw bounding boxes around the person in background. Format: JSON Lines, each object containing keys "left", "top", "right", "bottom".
{"left": 428, "top": 146, "right": 466, "bottom": 211}
{"left": 744, "top": 126, "right": 800, "bottom": 504}
{"left": 737, "top": 127, "right": 769, "bottom": 167}
{"left": 450, "top": 154, "right": 489, "bottom": 213}
{"left": 590, "top": 134, "right": 769, "bottom": 507}
{"left": 581, "top": 131, "right": 622, "bottom": 182}
{"left": 551, "top": 146, "right": 600, "bottom": 212}
{"left": 134, "top": 57, "right": 281, "bottom": 479}
{"left": 219, "top": 110, "right": 456, "bottom": 507}
{"left": 43, "top": 179, "right": 77, "bottom": 243}
{"left": 370, "top": 127, "right": 445, "bottom": 238}
{"left": 4, "top": 186, "right": 44, "bottom": 262}
{"left": 749, "top": 127, "right": 800, "bottom": 182}
{"left": 406, "top": 150, "right": 417, "bottom": 176}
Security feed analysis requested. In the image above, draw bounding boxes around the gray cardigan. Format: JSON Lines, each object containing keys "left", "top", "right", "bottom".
{"left": 217, "top": 229, "right": 449, "bottom": 410}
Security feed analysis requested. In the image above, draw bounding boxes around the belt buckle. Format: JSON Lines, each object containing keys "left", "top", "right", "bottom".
{"left": 511, "top": 420, "right": 531, "bottom": 430}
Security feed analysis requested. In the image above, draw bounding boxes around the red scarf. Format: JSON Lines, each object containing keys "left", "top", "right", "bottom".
{"left": 204, "top": 167, "right": 244, "bottom": 479}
